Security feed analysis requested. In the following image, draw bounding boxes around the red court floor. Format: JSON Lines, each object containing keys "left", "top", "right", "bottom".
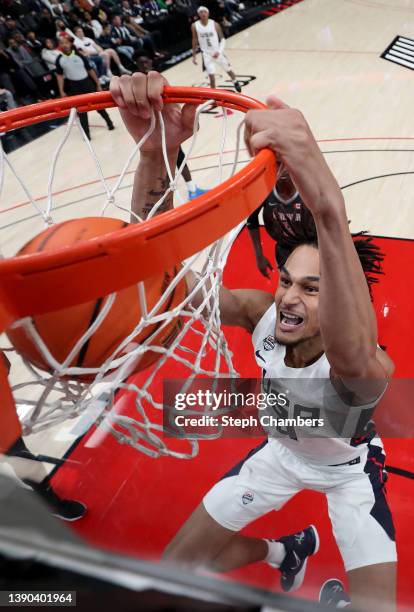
{"left": 51, "top": 230, "right": 414, "bottom": 609}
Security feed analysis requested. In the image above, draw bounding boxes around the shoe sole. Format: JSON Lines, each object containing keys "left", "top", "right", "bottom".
{"left": 51, "top": 512, "right": 86, "bottom": 522}
{"left": 318, "top": 578, "right": 344, "bottom": 603}
{"left": 285, "top": 525, "right": 320, "bottom": 593}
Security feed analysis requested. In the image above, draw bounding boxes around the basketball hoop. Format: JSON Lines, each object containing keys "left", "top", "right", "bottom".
{"left": 0, "top": 87, "right": 276, "bottom": 458}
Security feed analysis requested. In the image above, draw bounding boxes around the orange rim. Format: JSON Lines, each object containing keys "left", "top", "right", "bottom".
{"left": 0, "top": 87, "right": 276, "bottom": 332}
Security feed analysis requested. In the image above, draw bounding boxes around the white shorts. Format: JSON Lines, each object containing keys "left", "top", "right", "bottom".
{"left": 202, "top": 52, "right": 232, "bottom": 75}
{"left": 203, "top": 438, "right": 397, "bottom": 572}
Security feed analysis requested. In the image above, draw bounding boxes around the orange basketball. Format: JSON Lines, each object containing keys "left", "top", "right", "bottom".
{"left": 7, "top": 217, "right": 186, "bottom": 379}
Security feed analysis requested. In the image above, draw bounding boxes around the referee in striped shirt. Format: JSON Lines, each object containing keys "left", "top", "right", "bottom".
{"left": 56, "top": 37, "right": 114, "bottom": 140}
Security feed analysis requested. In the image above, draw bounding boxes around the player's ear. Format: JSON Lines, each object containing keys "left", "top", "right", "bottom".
{"left": 266, "top": 95, "right": 290, "bottom": 110}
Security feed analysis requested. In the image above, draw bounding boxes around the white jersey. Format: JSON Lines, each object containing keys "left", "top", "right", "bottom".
{"left": 252, "top": 304, "right": 382, "bottom": 465}
{"left": 195, "top": 19, "right": 220, "bottom": 55}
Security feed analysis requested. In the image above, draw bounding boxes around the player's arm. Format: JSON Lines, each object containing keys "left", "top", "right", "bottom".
{"left": 191, "top": 23, "right": 198, "bottom": 63}
{"left": 187, "top": 270, "right": 273, "bottom": 331}
{"left": 110, "top": 72, "right": 196, "bottom": 221}
{"left": 246, "top": 204, "right": 273, "bottom": 278}
{"left": 215, "top": 22, "right": 225, "bottom": 54}
{"left": 245, "top": 99, "right": 394, "bottom": 398}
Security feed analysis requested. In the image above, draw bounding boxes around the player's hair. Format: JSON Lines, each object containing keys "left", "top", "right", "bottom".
{"left": 273, "top": 202, "right": 384, "bottom": 297}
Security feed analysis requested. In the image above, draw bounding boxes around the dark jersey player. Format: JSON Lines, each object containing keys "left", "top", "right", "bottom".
{"left": 247, "top": 170, "right": 306, "bottom": 276}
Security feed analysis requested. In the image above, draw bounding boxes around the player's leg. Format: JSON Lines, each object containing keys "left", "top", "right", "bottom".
{"left": 97, "top": 108, "right": 114, "bottom": 131}
{"left": 326, "top": 442, "right": 397, "bottom": 611}
{"left": 176, "top": 146, "right": 208, "bottom": 199}
{"left": 78, "top": 111, "right": 91, "bottom": 140}
{"left": 163, "top": 501, "right": 269, "bottom": 571}
{"left": 347, "top": 563, "right": 396, "bottom": 612}
{"left": 217, "top": 55, "right": 241, "bottom": 92}
{"left": 164, "top": 439, "right": 318, "bottom": 591}
{"left": 203, "top": 54, "right": 216, "bottom": 88}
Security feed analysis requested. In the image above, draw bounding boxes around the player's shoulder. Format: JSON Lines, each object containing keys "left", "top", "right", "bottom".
{"left": 246, "top": 291, "right": 274, "bottom": 331}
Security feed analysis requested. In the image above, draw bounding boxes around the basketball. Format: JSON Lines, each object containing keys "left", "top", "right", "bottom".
{"left": 7, "top": 217, "right": 186, "bottom": 378}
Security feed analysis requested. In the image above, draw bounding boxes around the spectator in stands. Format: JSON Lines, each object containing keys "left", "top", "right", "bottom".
{"left": 0, "top": 43, "right": 38, "bottom": 101}
{"left": 0, "top": 87, "right": 17, "bottom": 110}
{"left": 3, "top": 16, "right": 25, "bottom": 37}
{"left": 110, "top": 14, "right": 161, "bottom": 59}
{"left": 0, "top": 47, "right": 17, "bottom": 93}
{"left": 55, "top": 18, "right": 72, "bottom": 40}
{"left": 82, "top": 11, "right": 102, "bottom": 38}
{"left": 73, "top": 25, "right": 131, "bottom": 77}
{"left": 123, "top": 14, "right": 164, "bottom": 55}
{"left": 142, "top": 0, "right": 163, "bottom": 16}
{"left": 121, "top": 0, "right": 137, "bottom": 20}
{"left": 24, "top": 31, "right": 43, "bottom": 54}
{"left": 98, "top": 22, "right": 135, "bottom": 66}
{"left": 37, "top": 8, "right": 59, "bottom": 39}
{"left": 130, "top": 0, "right": 145, "bottom": 24}
{"left": 41, "top": 37, "right": 62, "bottom": 70}
{"left": 7, "top": 35, "right": 34, "bottom": 67}
{"left": 49, "top": 0, "right": 65, "bottom": 19}
{"left": 55, "top": 36, "right": 114, "bottom": 139}
{"left": 12, "top": 31, "right": 33, "bottom": 53}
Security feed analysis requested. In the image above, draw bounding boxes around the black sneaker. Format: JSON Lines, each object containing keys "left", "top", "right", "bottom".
{"left": 107, "top": 122, "right": 115, "bottom": 131}
{"left": 319, "top": 578, "right": 351, "bottom": 607}
{"left": 31, "top": 483, "right": 87, "bottom": 522}
{"left": 234, "top": 81, "right": 242, "bottom": 93}
{"left": 50, "top": 499, "right": 87, "bottom": 522}
{"left": 278, "top": 524, "right": 319, "bottom": 592}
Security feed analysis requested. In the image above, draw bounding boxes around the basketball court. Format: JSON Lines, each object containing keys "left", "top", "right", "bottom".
{"left": 0, "top": 0, "right": 413, "bottom": 609}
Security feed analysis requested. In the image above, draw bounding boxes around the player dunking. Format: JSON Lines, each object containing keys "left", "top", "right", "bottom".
{"left": 192, "top": 6, "right": 241, "bottom": 92}
{"left": 110, "top": 72, "right": 397, "bottom": 612}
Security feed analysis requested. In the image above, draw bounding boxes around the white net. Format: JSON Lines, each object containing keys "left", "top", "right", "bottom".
{"left": 0, "top": 97, "right": 250, "bottom": 459}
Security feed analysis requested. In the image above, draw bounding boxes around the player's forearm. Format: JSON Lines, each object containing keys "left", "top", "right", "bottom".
{"left": 131, "top": 148, "right": 179, "bottom": 222}
{"left": 315, "top": 204, "right": 378, "bottom": 376}
{"left": 248, "top": 227, "right": 264, "bottom": 260}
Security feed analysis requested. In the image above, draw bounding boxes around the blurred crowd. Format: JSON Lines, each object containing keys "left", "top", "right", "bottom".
{"left": 0, "top": 0, "right": 250, "bottom": 111}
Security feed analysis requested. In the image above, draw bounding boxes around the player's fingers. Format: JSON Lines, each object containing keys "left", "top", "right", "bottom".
{"left": 115, "top": 74, "right": 141, "bottom": 116}
{"left": 243, "top": 120, "right": 254, "bottom": 157}
{"left": 249, "top": 129, "right": 273, "bottom": 155}
{"left": 130, "top": 72, "right": 151, "bottom": 118}
{"left": 265, "top": 94, "right": 290, "bottom": 110}
{"left": 181, "top": 103, "right": 197, "bottom": 134}
{"left": 147, "top": 70, "right": 166, "bottom": 112}
{"left": 109, "top": 76, "right": 127, "bottom": 110}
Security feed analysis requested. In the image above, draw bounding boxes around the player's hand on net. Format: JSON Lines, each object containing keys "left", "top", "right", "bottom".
{"left": 244, "top": 96, "right": 343, "bottom": 216}
{"left": 110, "top": 71, "right": 197, "bottom": 152}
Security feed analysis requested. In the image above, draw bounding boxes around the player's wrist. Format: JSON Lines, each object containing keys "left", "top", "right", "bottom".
{"left": 139, "top": 147, "right": 179, "bottom": 161}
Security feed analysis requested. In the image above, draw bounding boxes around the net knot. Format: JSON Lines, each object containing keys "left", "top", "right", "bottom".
{"left": 169, "top": 181, "right": 178, "bottom": 192}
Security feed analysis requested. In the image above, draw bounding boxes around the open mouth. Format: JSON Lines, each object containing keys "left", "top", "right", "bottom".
{"left": 279, "top": 310, "right": 304, "bottom": 330}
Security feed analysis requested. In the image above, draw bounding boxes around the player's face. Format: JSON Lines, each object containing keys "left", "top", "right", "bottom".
{"left": 274, "top": 244, "right": 320, "bottom": 346}
{"left": 199, "top": 9, "right": 209, "bottom": 21}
